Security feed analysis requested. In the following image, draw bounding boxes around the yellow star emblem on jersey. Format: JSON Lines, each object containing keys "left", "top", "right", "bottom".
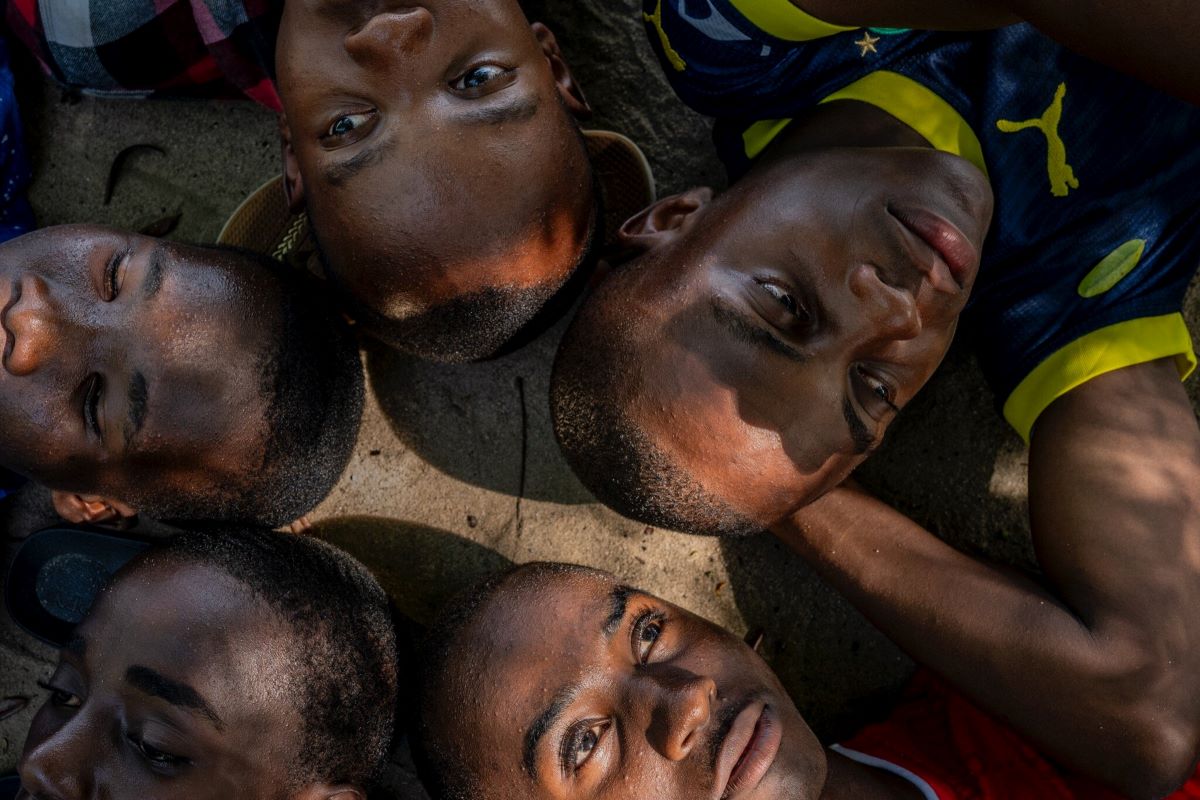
{"left": 855, "top": 31, "right": 880, "bottom": 57}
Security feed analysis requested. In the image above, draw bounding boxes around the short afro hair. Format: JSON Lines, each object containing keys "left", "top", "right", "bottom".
{"left": 126, "top": 247, "right": 364, "bottom": 527}
{"left": 550, "top": 247, "right": 762, "bottom": 538}
{"left": 412, "top": 562, "right": 602, "bottom": 800}
{"left": 128, "top": 528, "right": 400, "bottom": 790}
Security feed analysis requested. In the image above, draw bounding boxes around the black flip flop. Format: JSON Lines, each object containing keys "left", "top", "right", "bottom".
{"left": 5, "top": 526, "right": 151, "bottom": 648}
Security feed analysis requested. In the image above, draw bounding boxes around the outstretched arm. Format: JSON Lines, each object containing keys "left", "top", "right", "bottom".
{"left": 798, "top": 0, "right": 1200, "bottom": 105}
{"left": 774, "top": 358, "right": 1200, "bottom": 798}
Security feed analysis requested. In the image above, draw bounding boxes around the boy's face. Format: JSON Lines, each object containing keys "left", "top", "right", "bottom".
{"left": 276, "top": 0, "right": 595, "bottom": 358}
{"left": 0, "top": 225, "right": 273, "bottom": 508}
{"left": 619, "top": 148, "right": 993, "bottom": 526}
{"left": 17, "top": 562, "right": 307, "bottom": 799}
{"left": 431, "top": 569, "right": 827, "bottom": 800}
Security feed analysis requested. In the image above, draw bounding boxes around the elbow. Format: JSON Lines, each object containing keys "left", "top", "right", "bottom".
{"left": 1087, "top": 644, "right": 1200, "bottom": 798}
{"left": 1107, "top": 700, "right": 1200, "bottom": 799}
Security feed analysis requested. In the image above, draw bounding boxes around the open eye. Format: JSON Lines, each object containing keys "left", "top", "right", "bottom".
{"left": 852, "top": 364, "right": 900, "bottom": 417}
{"left": 754, "top": 279, "right": 816, "bottom": 333}
{"left": 451, "top": 64, "right": 514, "bottom": 93}
{"left": 322, "top": 110, "right": 377, "bottom": 142}
{"left": 632, "top": 610, "right": 667, "bottom": 664}
{"left": 561, "top": 720, "right": 610, "bottom": 774}
{"left": 127, "top": 734, "right": 188, "bottom": 768}
{"left": 762, "top": 282, "right": 797, "bottom": 314}
{"left": 37, "top": 680, "right": 82, "bottom": 709}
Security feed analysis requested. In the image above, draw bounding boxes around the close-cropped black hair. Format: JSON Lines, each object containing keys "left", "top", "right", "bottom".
{"left": 549, "top": 249, "right": 762, "bottom": 538}
{"left": 131, "top": 529, "right": 400, "bottom": 790}
{"left": 412, "top": 562, "right": 600, "bottom": 800}
{"left": 127, "top": 246, "right": 364, "bottom": 527}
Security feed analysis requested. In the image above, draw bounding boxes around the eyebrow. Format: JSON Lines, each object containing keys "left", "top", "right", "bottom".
{"left": 523, "top": 685, "right": 578, "bottom": 779}
{"left": 126, "top": 665, "right": 224, "bottom": 729}
{"left": 459, "top": 93, "right": 540, "bottom": 127}
{"left": 125, "top": 370, "right": 148, "bottom": 446}
{"left": 522, "top": 585, "right": 634, "bottom": 779}
{"left": 603, "top": 585, "right": 635, "bottom": 638}
{"left": 842, "top": 397, "right": 877, "bottom": 455}
{"left": 708, "top": 298, "right": 808, "bottom": 364}
{"left": 142, "top": 245, "right": 165, "bottom": 300}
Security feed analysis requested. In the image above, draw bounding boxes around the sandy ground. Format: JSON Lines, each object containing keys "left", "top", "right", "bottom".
{"left": 3, "top": 1, "right": 1200, "bottom": 793}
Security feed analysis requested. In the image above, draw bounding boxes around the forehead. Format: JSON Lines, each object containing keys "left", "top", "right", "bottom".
{"left": 79, "top": 563, "right": 287, "bottom": 706}
{"left": 455, "top": 571, "right": 624, "bottom": 701}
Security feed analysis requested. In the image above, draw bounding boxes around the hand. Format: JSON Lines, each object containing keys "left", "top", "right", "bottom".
{"left": 50, "top": 491, "right": 138, "bottom": 528}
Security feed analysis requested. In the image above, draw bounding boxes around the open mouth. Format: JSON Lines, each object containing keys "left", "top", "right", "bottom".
{"left": 887, "top": 204, "right": 978, "bottom": 292}
{"left": 716, "top": 702, "right": 782, "bottom": 799}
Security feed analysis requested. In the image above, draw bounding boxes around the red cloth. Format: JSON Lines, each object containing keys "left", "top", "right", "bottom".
{"left": 4, "top": 0, "right": 282, "bottom": 111}
{"left": 842, "top": 671, "right": 1200, "bottom": 799}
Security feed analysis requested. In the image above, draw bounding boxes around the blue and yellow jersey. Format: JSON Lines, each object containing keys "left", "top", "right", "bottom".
{"left": 643, "top": 0, "right": 1200, "bottom": 441}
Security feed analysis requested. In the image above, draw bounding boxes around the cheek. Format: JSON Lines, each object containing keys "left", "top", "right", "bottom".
{"left": 0, "top": 393, "right": 85, "bottom": 481}
{"left": 21, "top": 701, "right": 65, "bottom": 757}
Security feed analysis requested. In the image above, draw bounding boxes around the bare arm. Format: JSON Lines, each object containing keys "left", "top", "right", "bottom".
{"left": 775, "top": 359, "right": 1200, "bottom": 798}
{"left": 797, "top": 0, "right": 1200, "bottom": 105}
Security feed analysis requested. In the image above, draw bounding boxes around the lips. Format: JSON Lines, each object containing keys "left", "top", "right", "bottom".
{"left": 888, "top": 204, "right": 979, "bottom": 292}
{"left": 715, "top": 702, "right": 782, "bottom": 799}
{"left": 0, "top": 278, "right": 17, "bottom": 370}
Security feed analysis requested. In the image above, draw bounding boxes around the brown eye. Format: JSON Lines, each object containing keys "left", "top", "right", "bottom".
{"left": 854, "top": 365, "right": 899, "bottom": 414}
{"left": 632, "top": 611, "right": 666, "bottom": 664}
{"left": 759, "top": 280, "right": 811, "bottom": 325}
{"left": 561, "top": 720, "right": 610, "bottom": 774}
{"left": 452, "top": 64, "right": 510, "bottom": 91}
{"left": 322, "top": 110, "right": 377, "bottom": 142}
{"left": 37, "top": 680, "right": 82, "bottom": 709}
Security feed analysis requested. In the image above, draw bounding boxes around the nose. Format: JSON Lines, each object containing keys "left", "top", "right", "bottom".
{"left": 344, "top": 8, "right": 434, "bottom": 64}
{"left": 4, "top": 274, "right": 68, "bottom": 376}
{"left": 642, "top": 668, "right": 717, "bottom": 761}
{"left": 846, "top": 263, "right": 922, "bottom": 342}
{"left": 18, "top": 716, "right": 97, "bottom": 799}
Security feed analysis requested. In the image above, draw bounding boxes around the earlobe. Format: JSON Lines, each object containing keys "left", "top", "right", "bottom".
{"left": 531, "top": 22, "right": 592, "bottom": 120}
{"left": 278, "top": 113, "right": 307, "bottom": 214}
{"left": 617, "top": 187, "right": 715, "bottom": 252}
{"left": 51, "top": 491, "right": 138, "bottom": 528}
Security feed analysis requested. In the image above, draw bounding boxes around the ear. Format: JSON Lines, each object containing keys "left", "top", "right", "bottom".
{"left": 278, "top": 113, "right": 307, "bottom": 214}
{"left": 292, "top": 784, "right": 366, "bottom": 800}
{"left": 531, "top": 22, "right": 592, "bottom": 120}
{"left": 617, "top": 187, "right": 715, "bottom": 253}
{"left": 51, "top": 491, "right": 138, "bottom": 528}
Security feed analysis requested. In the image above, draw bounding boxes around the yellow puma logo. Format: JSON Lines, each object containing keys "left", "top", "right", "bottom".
{"left": 997, "top": 83, "right": 1079, "bottom": 197}
{"left": 644, "top": 0, "right": 687, "bottom": 72}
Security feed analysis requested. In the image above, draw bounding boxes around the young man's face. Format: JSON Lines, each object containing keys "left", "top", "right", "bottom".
{"left": 16, "top": 562, "right": 307, "bottom": 799}
{"left": 0, "top": 225, "right": 273, "bottom": 508}
{"left": 276, "top": 0, "right": 596, "bottom": 361}
{"left": 430, "top": 568, "right": 827, "bottom": 800}
{"left": 617, "top": 147, "right": 993, "bottom": 526}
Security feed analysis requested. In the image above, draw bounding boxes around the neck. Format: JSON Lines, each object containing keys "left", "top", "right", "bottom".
{"left": 758, "top": 100, "right": 930, "bottom": 167}
{"left": 819, "top": 748, "right": 926, "bottom": 800}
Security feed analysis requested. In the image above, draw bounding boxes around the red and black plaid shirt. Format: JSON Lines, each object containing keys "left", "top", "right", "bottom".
{"left": 4, "top": 0, "right": 281, "bottom": 110}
